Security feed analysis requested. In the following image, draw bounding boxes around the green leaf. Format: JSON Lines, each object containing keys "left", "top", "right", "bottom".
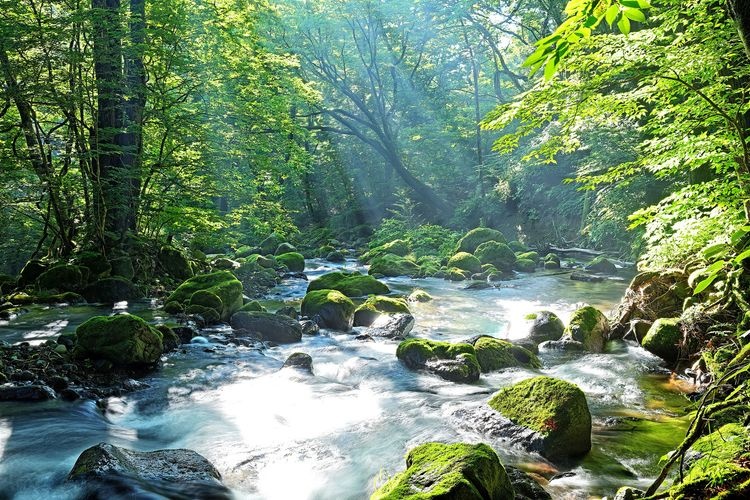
{"left": 583, "top": 15, "right": 598, "bottom": 28}
{"left": 623, "top": 8, "right": 646, "bottom": 22}
{"left": 702, "top": 243, "right": 729, "bottom": 259}
{"left": 734, "top": 248, "right": 750, "bottom": 264}
{"left": 620, "top": 0, "right": 641, "bottom": 7}
{"left": 636, "top": 0, "right": 652, "bottom": 8}
{"left": 605, "top": 5, "right": 620, "bottom": 26}
{"left": 617, "top": 15, "right": 631, "bottom": 35}
{"left": 694, "top": 274, "right": 719, "bottom": 295}
{"left": 544, "top": 55, "right": 558, "bottom": 80}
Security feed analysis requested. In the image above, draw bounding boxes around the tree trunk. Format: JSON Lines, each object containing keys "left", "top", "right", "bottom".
{"left": 729, "top": 0, "right": 750, "bottom": 58}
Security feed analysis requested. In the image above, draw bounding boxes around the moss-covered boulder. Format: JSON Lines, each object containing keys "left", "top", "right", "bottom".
{"left": 275, "top": 242, "right": 297, "bottom": 255}
{"left": 565, "top": 305, "right": 610, "bottom": 353}
{"left": 235, "top": 245, "right": 259, "bottom": 259}
{"left": 76, "top": 251, "right": 112, "bottom": 277}
{"left": 369, "top": 254, "right": 421, "bottom": 277}
{"left": 354, "top": 296, "right": 411, "bottom": 327}
{"left": 230, "top": 311, "right": 302, "bottom": 344}
{"left": 526, "top": 311, "right": 565, "bottom": 344}
{"left": 448, "top": 252, "right": 482, "bottom": 274}
{"left": 475, "top": 241, "right": 516, "bottom": 272}
{"left": 163, "top": 301, "right": 184, "bottom": 314}
{"left": 642, "top": 318, "right": 682, "bottom": 363}
{"left": 158, "top": 246, "right": 193, "bottom": 281}
{"left": 211, "top": 257, "right": 240, "bottom": 270}
{"left": 408, "top": 289, "right": 433, "bottom": 303}
{"left": 301, "top": 289, "right": 355, "bottom": 331}
{"left": 584, "top": 256, "right": 617, "bottom": 274}
{"left": 326, "top": 250, "right": 345, "bottom": 262}
{"left": 276, "top": 252, "right": 305, "bottom": 272}
{"left": 514, "top": 259, "right": 536, "bottom": 273}
{"left": 396, "top": 338, "right": 480, "bottom": 383}
{"left": 361, "top": 239, "right": 410, "bottom": 262}
{"left": 74, "top": 314, "right": 163, "bottom": 366}
{"left": 517, "top": 251, "right": 540, "bottom": 264}
{"left": 508, "top": 240, "right": 528, "bottom": 253}
{"left": 473, "top": 337, "right": 541, "bottom": 373}
{"left": 371, "top": 442, "right": 514, "bottom": 500}
{"left": 240, "top": 300, "right": 267, "bottom": 313}
{"left": 488, "top": 376, "right": 592, "bottom": 461}
{"left": 18, "top": 259, "right": 48, "bottom": 287}
{"left": 447, "top": 268, "right": 470, "bottom": 281}
{"left": 82, "top": 277, "right": 143, "bottom": 304}
{"left": 307, "top": 271, "right": 389, "bottom": 297}
{"left": 457, "top": 228, "right": 506, "bottom": 254}
{"left": 259, "top": 234, "right": 282, "bottom": 255}
{"left": 543, "top": 259, "right": 561, "bottom": 270}
{"left": 165, "top": 271, "right": 243, "bottom": 323}
{"left": 110, "top": 257, "right": 135, "bottom": 280}
{"left": 37, "top": 265, "right": 86, "bottom": 292}
{"left": 246, "top": 254, "right": 275, "bottom": 269}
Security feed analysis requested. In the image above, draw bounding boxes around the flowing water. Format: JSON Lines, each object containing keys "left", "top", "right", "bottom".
{"left": 0, "top": 259, "right": 691, "bottom": 499}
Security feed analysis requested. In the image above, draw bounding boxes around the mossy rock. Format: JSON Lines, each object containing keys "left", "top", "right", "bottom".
{"left": 396, "top": 338, "right": 480, "bottom": 383}
{"left": 543, "top": 260, "right": 561, "bottom": 270}
{"left": 508, "top": 240, "right": 528, "bottom": 253}
{"left": 448, "top": 252, "right": 482, "bottom": 274}
{"left": 75, "top": 251, "right": 112, "bottom": 277}
{"left": 301, "top": 289, "right": 355, "bottom": 331}
{"left": 584, "top": 256, "right": 617, "bottom": 274}
{"left": 158, "top": 246, "right": 193, "bottom": 281}
{"left": 190, "top": 290, "right": 222, "bottom": 312}
{"left": 37, "top": 265, "right": 86, "bottom": 292}
{"left": 408, "top": 290, "right": 433, "bottom": 303}
{"left": 276, "top": 252, "right": 305, "bottom": 272}
{"left": 475, "top": 241, "right": 516, "bottom": 272}
{"left": 259, "top": 234, "right": 282, "bottom": 255}
{"left": 565, "top": 305, "right": 610, "bottom": 353}
{"left": 527, "top": 311, "right": 565, "bottom": 344}
{"left": 234, "top": 245, "right": 259, "bottom": 259}
{"left": 37, "top": 292, "right": 86, "bottom": 304}
{"left": 82, "top": 277, "right": 143, "bottom": 304}
{"left": 230, "top": 311, "right": 302, "bottom": 343}
{"left": 165, "top": 271, "right": 243, "bottom": 323}
{"left": 488, "top": 376, "right": 591, "bottom": 461}
{"left": 474, "top": 337, "right": 541, "bottom": 372}
{"left": 185, "top": 304, "right": 221, "bottom": 323}
{"left": 457, "top": 228, "right": 506, "bottom": 254}
{"left": 0, "top": 274, "right": 17, "bottom": 294}
{"left": 326, "top": 250, "right": 345, "bottom": 262}
{"left": 18, "top": 259, "right": 48, "bottom": 287}
{"left": 369, "top": 254, "right": 421, "bottom": 278}
{"left": 246, "top": 254, "right": 276, "bottom": 269}
{"left": 361, "top": 239, "right": 410, "bottom": 262}
{"left": 642, "top": 318, "right": 682, "bottom": 364}
{"left": 211, "top": 257, "right": 240, "bottom": 270}
{"left": 665, "top": 423, "right": 750, "bottom": 499}
{"left": 74, "top": 313, "right": 163, "bottom": 366}
{"left": 516, "top": 251, "right": 540, "bottom": 264}
{"left": 156, "top": 325, "right": 181, "bottom": 352}
{"left": 316, "top": 244, "right": 336, "bottom": 258}
{"left": 354, "top": 296, "right": 411, "bottom": 327}
{"left": 110, "top": 257, "right": 135, "bottom": 279}
{"left": 371, "top": 442, "right": 514, "bottom": 500}
{"left": 240, "top": 300, "right": 267, "bottom": 313}
{"left": 514, "top": 259, "right": 536, "bottom": 273}
{"left": 543, "top": 253, "right": 561, "bottom": 265}
{"left": 275, "top": 242, "right": 297, "bottom": 255}
{"left": 307, "top": 271, "right": 389, "bottom": 297}
{"left": 163, "top": 301, "right": 184, "bottom": 314}
{"left": 447, "top": 267, "right": 470, "bottom": 281}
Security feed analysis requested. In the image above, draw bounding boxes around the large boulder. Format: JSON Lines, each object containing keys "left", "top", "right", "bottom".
{"left": 275, "top": 242, "right": 297, "bottom": 255}
{"left": 475, "top": 241, "right": 516, "bottom": 272}
{"left": 82, "top": 277, "right": 143, "bottom": 304}
{"left": 307, "top": 271, "right": 389, "bottom": 297}
{"left": 109, "top": 257, "right": 135, "bottom": 280}
{"left": 371, "top": 442, "right": 514, "bottom": 500}
{"left": 514, "top": 259, "right": 536, "bottom": 273}
{"left": 457, "top": 228, "right": 506, "bottom": 254}
{"left": 276, "top": 252, "right": 305, "bottom": 272}
{"left": 488, "top": 376, "right": 591, "bottom": 461}
{"left": 642, "top": 318, "right": 682, "bottom": 364}
{"left": 74, "top": 314, "right": 163, "bottom": 366}
{"left": 369, "top": 254, "right": 421, "bottom": 277}
{"left": 472, "top": 337, "right": 541, "bottom": 373}
{"left": 363, "top": 314, "right": 415, "bottom": 340}
{"left": 301, "top": 289, "right": 355, "bottom": 331}
{"left": 564, "top": 305, "right": 610, "bottom": 353}
{"left": 75, "top": 251, "right": 112, "bottom": 277}
{"left": 18, "top": 259, "right": 48, "bottom": 287}
{"left": 361, "top": 239, "right": 410, "bottom": 263}
{"left": 584, "top": 256, "right": 617, "bottom": 274}
{"left": 447, "top": 252, "right": 482, "bottom": 274}
{"left": 230, "top": 311, "right": 302, "bottom": 344}
{"left": 165, "top": 271, "right": 243, "bottom": 323}
{"left": 354, "top": 296, "right": 410, "bottom": 327}
{"left": 611, "top": 270, "right": 690, "bottom": 334}
{"left": 259, "top": 234, "right": 282, "bottom": 255}
{"left": 526, "top": 311, "right": 565, "bottom": 344}
{"left": 158, "top": 246, "right": 193, "bottom": 281}
{"left": 396, "top": 338, "right": 480, "bottom": 383}
{"left": 37, "top": 265, "right": 86, "bottom": 292}
{"left": 68, "top": 443, "right": 230, "bottom": 499}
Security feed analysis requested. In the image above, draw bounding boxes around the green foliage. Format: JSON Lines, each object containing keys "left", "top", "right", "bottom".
{"left": 370, "top": 219, "right": 459, "bottom": 260}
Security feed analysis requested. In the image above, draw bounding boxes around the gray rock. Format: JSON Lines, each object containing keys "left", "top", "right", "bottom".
{"left": 67, "top": 442, "right": 230, "bottom": 499}
{"left": 282, "top": 353, "right": 313, "bottom": 374}
{"left": 505, "top": 466, "right": 552, "bottom": 500}
{"left": 0, "top": 385, "right": 56, "bottom": 402}
{"left": 230, "top": 311, "right": 302, "bottom": 344}
{"left": 300, "top": 319, "right": 320, "bottom": 336}
{"left": 363, "top": 313, "right": 414, "bottom": 340}
{"left": 538, "top": 338, "right": 585, "bottom": 351}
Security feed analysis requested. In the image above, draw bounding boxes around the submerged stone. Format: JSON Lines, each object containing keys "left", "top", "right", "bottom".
{"left": 371, "top": 442, "right": 513, "bottom": 500}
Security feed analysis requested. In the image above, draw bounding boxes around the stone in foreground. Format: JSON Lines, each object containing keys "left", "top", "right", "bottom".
{"left": 68, "top": 443, "right": 230, "bottom": 499}
{"left": 230, "top": 311, "right": 302, "bottom": 344}
{"left": 74, "top": 313, "right": 163, "bottom": 366}
{"left": 371, "top": 442, "right": 514, "bottom": 500}
{"left": 301, "top": 289, "right": 356, "bottom": 331}
{"left": 488, "top": 376, "right": 591, "bottom": 461}
{"left": 397, "top": 338, "right": 480, "bottom": 383}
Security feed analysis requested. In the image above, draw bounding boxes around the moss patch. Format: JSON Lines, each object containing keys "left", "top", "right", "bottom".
{"left": 307, "top": 271, "right": 389, "bottom": 297}
{"left": 301, "top": 289, "right": 355, "bottom": 331}
{"left": 474, "top": 241, "right": 516, "bottom": 272}
{"left": 457, "top": 228, "right": 506, "bottom": 253}
{"left": 369, "top": 254, "right": 421, "bottom": 278}
{"left": 474, "top": 337, "right": 541, "bottom": 372}
{"left": 165, "top": 271, "right": 243, "bottom": 323}
{"left": 565, "top": 305, "right": 610, "bottom": 353}
{"left": 74, "top": 313, "right": 163, "bottom": 366}
{"left": 488, "top": 376, "right": 591, "bottom": 460}
{"left": 448, "top": 252, "right": 482, "bottom": 274}
{"left": 354, "top": 296, "right": 411, "bottom": 327}
{"left": 642, "top": 317, "right": 682, "bottom": 364}
{"left": 276, "top": 252, "right": 305, "bottom": 272}
{"left": 371, "top": 442, "right": 514, "bottom": 500}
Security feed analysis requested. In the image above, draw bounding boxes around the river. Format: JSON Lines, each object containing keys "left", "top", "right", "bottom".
{"left": 0, "top": 258, "right": 690, "bottom": 499}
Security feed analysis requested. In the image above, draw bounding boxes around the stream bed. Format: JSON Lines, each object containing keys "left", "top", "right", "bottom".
{"left": 0, "top": 259, "right": 691, "bottom": 499}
